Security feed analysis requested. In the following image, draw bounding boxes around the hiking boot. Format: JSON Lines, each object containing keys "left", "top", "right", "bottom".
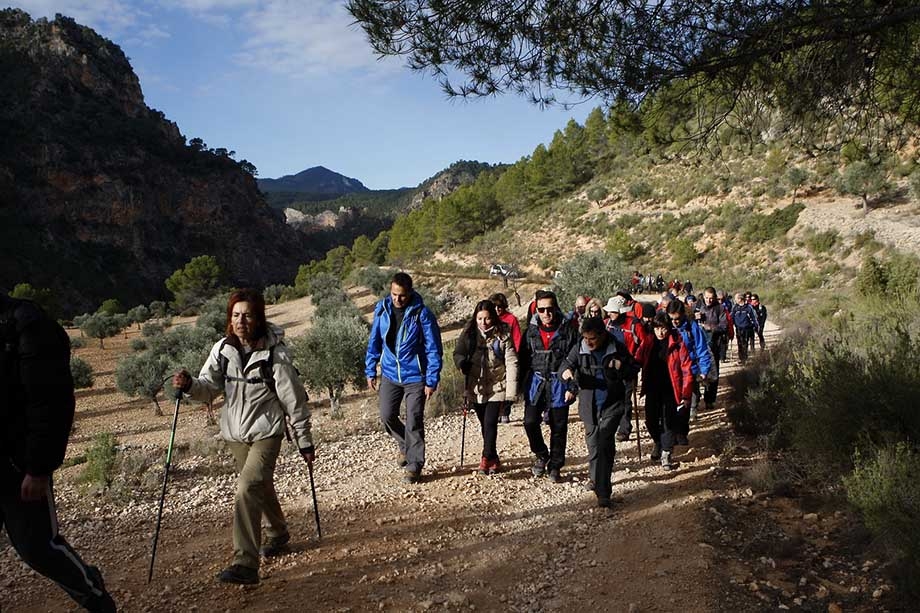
{"left": 396, "top": 451, "right": 407, "bottom": 468}
{"left": 259, "top": 534, "right": 291, "bottom": 558}
{"left": 675, "top": 434, "right": 689, "bottom": 446}
{"left": 615, "top": 431, "right": 630, "bottom": 442}
{"left": 499, "top": 415, "right": 510, "bottom": 424}
{"left": 650, "top": 443, "right": 662, "bottom": 462}
{"left": 548, "top": 468, "right": 561, "bottom": 483}
{"left": 661, "top": 451, "right": 677, "bottom": 471}
{"left": 531, "top": 455, "right": 549, "bottom": 477}
{"left": 403, "top": 469, "right": 421, "bottom": 484}
{"left": 260, "top": 533, "right": 291, "bottom": 558}
{"left": 84, "top": 566, "right": 116, "bottom": 613}
{"left": 478, "top": 457, "right": 489, "bottom": 474}
{"left": 485, "top": 458, "right": 501, "bottom": 475}
{"left": 218, "top": 564, "right": 259, "bottom": 585}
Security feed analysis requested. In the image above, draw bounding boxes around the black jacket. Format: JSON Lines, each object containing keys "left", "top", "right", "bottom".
{"left": 0, "top": 296, "right": 75, "bottom": 487}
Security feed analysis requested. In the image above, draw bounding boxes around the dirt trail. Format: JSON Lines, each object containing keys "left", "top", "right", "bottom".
{"left": 2, "top": 303, "right": 786, "bottom": 612}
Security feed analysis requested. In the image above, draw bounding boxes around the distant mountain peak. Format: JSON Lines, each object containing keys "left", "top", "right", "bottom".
{"left": 258, "top": 166, "right": 369, "bottom": 195}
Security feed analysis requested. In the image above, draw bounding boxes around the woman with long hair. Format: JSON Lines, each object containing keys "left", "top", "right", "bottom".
{"left": 173, "top": 288, "right": 314, "bottom": 585}
{"left": 453, "top": 300, "right": 518, "bottom": 473}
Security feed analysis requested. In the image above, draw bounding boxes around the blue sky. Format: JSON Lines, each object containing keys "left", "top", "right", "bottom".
{"left": 8, "top": 1, "right": 594, "bottom": 189}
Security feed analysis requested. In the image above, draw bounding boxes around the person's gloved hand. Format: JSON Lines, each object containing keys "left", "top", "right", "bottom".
{"left": 300, "top": 445, "right": 316, "bottom": 465}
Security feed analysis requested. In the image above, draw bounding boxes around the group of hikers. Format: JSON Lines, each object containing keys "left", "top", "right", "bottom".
{"left": 1, "top": 272, "right": 768, "bottom": 607}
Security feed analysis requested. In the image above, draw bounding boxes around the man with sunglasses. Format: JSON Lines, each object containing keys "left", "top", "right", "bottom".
{"left": 518, "top": 290, "right": 579, "bottom": 482}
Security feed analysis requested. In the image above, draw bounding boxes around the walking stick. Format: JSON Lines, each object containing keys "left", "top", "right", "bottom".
{"left": 633, "top": 384, "right": 642, "bottom": 461}
{"left": 307, "top": 461, "right": 322, "bottom": 540}
{"left": 284, "top": 421, "right": 322, "bottom": 540}
{"left": 459, "top": 395, "right": 469, "bottom": 468}
{"left": 148, "top": 387, "right": 182, "bottom": 583}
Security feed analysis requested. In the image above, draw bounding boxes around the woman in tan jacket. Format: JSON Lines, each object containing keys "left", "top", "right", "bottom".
{"left": 453, "top": 300, "right": 518, "bottom": 474}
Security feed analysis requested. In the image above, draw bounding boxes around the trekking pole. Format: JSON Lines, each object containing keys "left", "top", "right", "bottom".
{"left": 306, "top": 461, "right": 322, "bottom": 539}
{"left": 148, "top": 386, "right": 182, "bottom": 583}
{"left": 633, "top": 385, "right": 642, "bottom": 461}
{"left": 459, "top": 395, "right": 469, "bottom": 468}
{"left": 284, "top": 421, "right": 322, "bottom": 540}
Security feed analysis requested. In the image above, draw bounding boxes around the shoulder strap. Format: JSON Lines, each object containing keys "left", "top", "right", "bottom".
{"left": 219, "top": 339, "right": 278, "bottom": 397}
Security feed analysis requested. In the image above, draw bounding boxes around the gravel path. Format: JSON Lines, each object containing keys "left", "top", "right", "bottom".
{"left": 1, "top": 319, "right": 785, "bottom": 612}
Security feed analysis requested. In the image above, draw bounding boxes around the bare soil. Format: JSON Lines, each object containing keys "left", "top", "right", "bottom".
{"left": 0, "top": 294, "right": 902, "bottom": 612}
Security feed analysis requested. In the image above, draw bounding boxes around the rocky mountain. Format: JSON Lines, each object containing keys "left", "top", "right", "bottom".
{"left": 409, "top": 160, "right": 496, "bottom": 209}
{"left": 258, "top": 166, "right": 369, "bottom": 195}
{"left": 0, "top": 10, "right": 314, "bottom": 315}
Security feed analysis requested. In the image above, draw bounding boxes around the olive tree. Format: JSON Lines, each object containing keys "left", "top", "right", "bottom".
{"left": 79, "top": 312, "right": 125, "bottom": 349}
{"left": 290, "top": 316, "right": 369, "bottom": 418}
{"left": 553, "top": 251, "right": 630, "bottom": 310}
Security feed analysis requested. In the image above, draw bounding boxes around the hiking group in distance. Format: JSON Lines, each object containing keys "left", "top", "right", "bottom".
{"left": 1, "top": 271, "right": 768, "bottom": 607}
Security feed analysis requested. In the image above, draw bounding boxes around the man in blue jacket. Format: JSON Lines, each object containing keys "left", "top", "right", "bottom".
{"left": 366, "top": 273, "right": 443, "bottom": 484}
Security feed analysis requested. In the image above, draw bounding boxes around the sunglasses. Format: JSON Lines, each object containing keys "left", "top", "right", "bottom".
{"left": 536, "top": 307, "right": 553, "bottom": 313}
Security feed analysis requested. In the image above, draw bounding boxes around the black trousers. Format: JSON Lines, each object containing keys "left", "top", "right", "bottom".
{"left": 645, "top": 393, "right": 678, "bottom": 451}
{"left": 736, "top": 327, "right": 754, "bottom": 362}
{"left": 473, "top": 401, "right": 501, "bottom": 460}
{"left": 585, "top": 403, "right": 625, "bottom": 500}
{"left": 523, "top": 401, "right": 570, "bottom": 470}
{"left": 1, "top": 473, "right": 115, "bottom": 612}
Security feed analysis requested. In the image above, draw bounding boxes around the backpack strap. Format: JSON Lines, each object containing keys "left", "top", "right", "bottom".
{"left": 218, "top": 338, "right": 277, "bottom": 397}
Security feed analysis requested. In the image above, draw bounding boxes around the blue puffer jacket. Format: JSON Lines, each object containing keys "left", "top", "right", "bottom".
{"left": 365, "top": 292, "right": 443, "bottom": 387}
{"left": 676, "top": 318, "right": 713, "bottom": 377}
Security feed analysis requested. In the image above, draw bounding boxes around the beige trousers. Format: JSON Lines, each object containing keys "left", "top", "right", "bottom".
{"left": 227, "top": 436, "right": 287, "bottom": 569}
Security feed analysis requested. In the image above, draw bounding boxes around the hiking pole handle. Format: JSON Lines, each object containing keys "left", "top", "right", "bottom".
{"left": 148, "top": 387, "right": 182, "bottom": 583}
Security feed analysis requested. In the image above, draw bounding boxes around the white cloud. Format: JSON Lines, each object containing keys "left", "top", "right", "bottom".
{"left": 231, "top": 0, "right": 398, "bottom": 77}
{"left": 7, "top": 0, "right": 143, "bottom": 36}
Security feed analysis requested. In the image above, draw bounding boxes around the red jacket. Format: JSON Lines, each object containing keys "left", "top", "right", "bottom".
{"left": 621, "top": 313, "right": 652, "bottom": 367}
{"left": 499, "top": 311, "right": 523, "bottom": 352}
{"left": 643, "top": 330, "right": 693, "bottom": 405}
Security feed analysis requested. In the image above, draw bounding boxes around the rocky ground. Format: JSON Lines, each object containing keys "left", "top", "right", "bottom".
{"left": 0, "top": 298, "right": 906, "bottom": 612}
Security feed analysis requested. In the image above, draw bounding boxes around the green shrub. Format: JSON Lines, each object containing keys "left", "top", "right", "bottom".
{"left": 853, "top": 230, "right": 882, "bottom": 253}
{"left": 70, "top": 356, "right": 94, "bottom": 389}
{"left": 70, "top": 336, "right": 85, "bottom": 349}
{"left": 667, "top": 236, "right": 700, "bottom": 268}
{"left": 606, "top": 228, "right": 645, "bottom": 262}
{"left": 263, "top": 284, "right": 287, "bottom": 305}
{"left": 130, "top": 338, "right": 147, "bottom": 352}
{"left": 740, "top": 202, "right": 805, "bottom": 242}
{"left": 729, "top": 303, "right": 920, "bottom": 482}
{"left": 79, "top": 433, "right": 118, "bottom": 490}
{"left": 553, "top": 251, "right": 629, "bottom": 309}
{"left": 350, "top": 265, "right": 394, "bottom": 296}
{"left": 627, "top": 180, "right": 653, "bottom": 201}
{"left": 427, "top": 339, "right": 464, "bottom": 418}
{"left": 142, "top": 322, "right": 164, "bottom": 337}
{"left": 803, "top": 229, "right": 839, "bottom": 254}
{"left": 844, "top": 443, "right": 920, "bottom": 594}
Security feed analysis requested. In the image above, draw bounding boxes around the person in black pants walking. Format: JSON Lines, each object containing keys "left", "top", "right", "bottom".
{"left": 1, "top": 293, "right": 116, "bottom": 612}
{"left": 518, "top": 290, "right": 579, "bottom": 483}
{"left": 559, "top": 317, "right": 638, "bottom": 507}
